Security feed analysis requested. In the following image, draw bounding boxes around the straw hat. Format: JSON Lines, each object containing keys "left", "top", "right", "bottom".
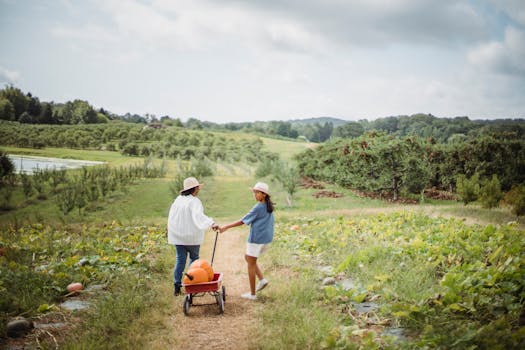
{"left": 252, "top": 182, "right": 270, "bottom": 195}
{"left": 181, "top": 177, "right": 203, "bottom": 193}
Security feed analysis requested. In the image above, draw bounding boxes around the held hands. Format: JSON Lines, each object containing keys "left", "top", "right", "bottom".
{"left": 211, "top": 223, "right": 228, "bottom": 233}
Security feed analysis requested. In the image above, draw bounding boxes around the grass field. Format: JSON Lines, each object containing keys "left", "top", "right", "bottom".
{"left": 260, "top": 136, "right": 314, "bottom": 161}
{"left": 1, "top": 141, "right": 523, "bottom": 349}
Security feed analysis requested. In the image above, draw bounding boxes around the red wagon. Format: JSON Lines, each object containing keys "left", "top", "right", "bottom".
{"left": 182, "top": 231, "right": 226, "bottom": 315}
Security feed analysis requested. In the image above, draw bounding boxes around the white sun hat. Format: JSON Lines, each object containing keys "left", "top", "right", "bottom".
{"left": 181, "top": 177, "right": 203, "bottom": 193}
{"left": 252, "top": 182, "right": 270, "bottom": 195}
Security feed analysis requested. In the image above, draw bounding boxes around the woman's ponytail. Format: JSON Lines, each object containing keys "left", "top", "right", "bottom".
{"left": 265, "top": 195, "right": 274, "bottom": 213}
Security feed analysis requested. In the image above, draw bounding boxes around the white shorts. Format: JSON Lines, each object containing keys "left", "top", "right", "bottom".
{"left": 246, "top": 243, "right": 270, "bottom": 258}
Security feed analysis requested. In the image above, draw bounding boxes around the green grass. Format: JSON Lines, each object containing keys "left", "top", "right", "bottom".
{"left": 200, "top": 175, "right": 256, "bottom": 220}
{"left": 0, "top": 178, "right": 174, "bottom": 227}
{"left": 2, "top": 146, "right": 524, "bottom": 349}
{"left": 254, "top": 271, "right": 338, "bottom": 350}
{"left": 260, "top": 137, "right": 313, "bottom": 162}
{"left": 1, "top": 146, "right": 143, "bottom": 166}
{"left": 59, "top": 271, "right": 169, "bottom": 350}
{"left": 441, "top": 203, "right": 523, "bottom": 227}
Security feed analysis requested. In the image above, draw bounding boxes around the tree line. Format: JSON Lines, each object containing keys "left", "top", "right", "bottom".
{"left": 217, "top": 114, "right": 525, "bottom": 144}
{"left": 294, "top": 132, "right": 525, "bottom": 215}
{"left": 3, "top": 85, "right": 523, "bottom": 144}
{"left": 0, "top": 120, "right": 273, "bottom": 163}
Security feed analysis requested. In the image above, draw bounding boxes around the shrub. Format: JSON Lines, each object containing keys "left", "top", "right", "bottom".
{"left": 479, "top": 174, "right": 503, "bottom": 209}
{"left": 0, "top": 152, "right": 15, "bottom": 181}
{"left": 504, "top": 185, "right": 525, "bottom": 216}
{"left": 20, "top": 172, "right": 34, "bottom": 199}
{"left": 169, "top": 158, "right": 191, "bottom": 198}
{"left": 456, "top": 173, "right": 480, "bottom": 205}
{"left": 274, "top": 161, "right": 299, "bottom": 206}
{"left": 191, "top": 157, "right": 213, "bottom": 179}
{"left": 255, "top": 157, "right": 275, "bottom": 178}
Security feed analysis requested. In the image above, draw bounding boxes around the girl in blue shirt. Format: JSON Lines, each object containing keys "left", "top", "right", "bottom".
{"left": 220, "top": 182, "right": 274, "bottom": 300}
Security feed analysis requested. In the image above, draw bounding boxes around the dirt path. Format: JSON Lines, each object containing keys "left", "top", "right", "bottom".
{"left": 161, "top": 228, "right": 257, "bottom": 350}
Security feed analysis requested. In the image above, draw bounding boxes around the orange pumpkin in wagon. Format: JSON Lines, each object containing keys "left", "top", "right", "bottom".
{"left": 189, "top": 259, "right": 214, "bottom": 281}
{"left": 183, "top": 267, "right": 209, "bottom": 284}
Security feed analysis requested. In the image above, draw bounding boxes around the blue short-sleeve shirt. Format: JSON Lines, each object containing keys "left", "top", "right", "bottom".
{"left": 241, "top": 202, "right": 274, "bottom": 244}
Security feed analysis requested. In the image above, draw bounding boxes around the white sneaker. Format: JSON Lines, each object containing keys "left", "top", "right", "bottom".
{"left": 256, "top": 278, "right": 269, "bottom": 292}
{"left": 241, "top": 292, "right": 257, "bottom": 300}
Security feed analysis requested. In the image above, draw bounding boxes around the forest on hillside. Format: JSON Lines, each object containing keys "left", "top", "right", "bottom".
{"left": 1, "top": 85, "right": 524, "bottom": 215}
{"left": 2, "top": 85, "right": 524, "bottom": 143}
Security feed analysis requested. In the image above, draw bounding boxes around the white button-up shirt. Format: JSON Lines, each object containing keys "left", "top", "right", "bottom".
{"left": 167, "top": 195, "right": 214, "bottom": 245}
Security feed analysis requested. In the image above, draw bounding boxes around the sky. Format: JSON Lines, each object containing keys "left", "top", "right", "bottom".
{"left": 1, "top": 0, "right": 524, "bottom": 123}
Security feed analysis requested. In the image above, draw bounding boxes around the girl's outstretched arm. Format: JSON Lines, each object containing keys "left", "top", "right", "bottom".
{"left": 220, "top": 220, "right": 244, "bottom": 233}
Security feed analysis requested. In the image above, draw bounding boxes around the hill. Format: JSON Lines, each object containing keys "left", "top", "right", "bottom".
{"left": 287, "top": 116, "right": 348, "bottom": 127}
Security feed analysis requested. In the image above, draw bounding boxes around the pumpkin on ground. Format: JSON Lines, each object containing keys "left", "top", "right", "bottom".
{"left": 189, "top": 259, "right": 214, "bottom": 281}
{"left": 183, "top": 267, "right": 209, "bottom": 284}
{"left": 66, "top": 282, "right": 83, "bottom": 293}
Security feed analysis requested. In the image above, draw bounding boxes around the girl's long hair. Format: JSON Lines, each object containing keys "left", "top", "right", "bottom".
{"left": 264, "top": 194, "right": 274, "bottom": 213}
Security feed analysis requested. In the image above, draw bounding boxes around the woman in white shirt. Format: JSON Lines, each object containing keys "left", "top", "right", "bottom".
{"left": 167, "top": 177, "right": 217, "bottom": 295}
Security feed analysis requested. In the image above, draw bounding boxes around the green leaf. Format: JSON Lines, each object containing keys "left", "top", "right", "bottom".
{"left": 353, "top": 292, "right": 368, "bottom": 303}
{"left": 37, "top": 303, "right": 54, "bottom": 313}
{"left": 489, "top": 246, "right": 503, "bottom": 264}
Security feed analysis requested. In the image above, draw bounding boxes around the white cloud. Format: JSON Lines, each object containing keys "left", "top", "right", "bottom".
{"left": 490, "top": 0, "right": 525, "bottom": 26}
{"left": 219, "top": 0, "right": 488, "bottom": 48}
{"left": 0, "top": 66, "right": 20, "bottom": 84}
{"left": 468, "top": 26, "right": 525, "bottom": 76}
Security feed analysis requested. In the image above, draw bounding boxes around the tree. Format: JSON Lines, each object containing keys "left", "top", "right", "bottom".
{"left": 169, "top": 158, "right": 191, "bottom": 198}
{"left": 274, "top": 161, "right": 299, "bottom": 206}
{"left": 0, "top": 85, "right": 28, "bottom": 119}
{"left": 18, "top": 111, "right": 33, "bottom": 123}
{"left": 186, "top": 118, "right": 203, "bottom": 129}
{"left": 479, "top": 175, "right": 503, "bottom": 209}
{"left": 27, "top": 93, "right": 42, "bottom": 118}
{"left": 504, "top": 185, "right": 525, "bottom": 216}
{"left": 456, "top": 173, "right": 480, "bottom": 205}
{"left": 38, "top": 102, "right": 54, "bottom": 124}
{"left": 0, "top": 152, "right": 15, "bottom": 183}
{"left": 319, "top": 122, "right": 334, "bottom": 142}
{"left": 20, "top": 172, "right": 34, "bottom": 199}
{"left": 0, "top": 98, "right": 15, "bottom": 121}
{"left": 333, "top": 122, "right": 365, "bottom": 138}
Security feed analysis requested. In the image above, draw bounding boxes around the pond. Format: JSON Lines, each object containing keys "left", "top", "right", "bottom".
{"left": 8, "top": 155, "right": 106, "bottom": 174}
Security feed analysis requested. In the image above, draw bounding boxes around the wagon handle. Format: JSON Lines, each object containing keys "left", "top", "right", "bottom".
{"left": 210, "top": 229, "right": 219, "bottom": 267}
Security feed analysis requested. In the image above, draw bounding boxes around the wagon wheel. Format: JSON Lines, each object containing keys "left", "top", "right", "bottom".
{"left": 222, "top": 285, "right": 226, "bottom": 302}
{"left": 216, "top": 291, "right": 225, "bottom": 314}
{"left": 183, "top": 295, "right": 191, "bottom": 316}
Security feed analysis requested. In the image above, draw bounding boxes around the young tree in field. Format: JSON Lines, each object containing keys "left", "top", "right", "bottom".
{"left": 49, "top": 169, "right": 67, "bottom": 193}
{"left": 274, "top": 161, "right": 299, "bottom": 206}
{"left": 479, "top": 174, "right": 503, "bottom": 209}
{"left": 56, "top": 183, "right": 76, "bottom": 215}
{"left": 169, "top": 158, "right": 191, "bottom": 198}
{"left": 504, "top": 185, "right": 525, "bottom": 216}
{"left": 74, "top": 180, "right": 88, "bottom": 215}
{"left": 255, "top": 157, "right": 275, "bottom": 178}
{"left": 191, "top": 156, "right": 214, "bottom": 179}
{"left": 20, "top": 172, "right": 34, "bottom": 199}
{"left": 32, "top": 170, "right": 48, "bottom": 200}
{"left": 456, "top": 173, "right": 480, "bottom": 205}
{"left": 0, "top": 152, "right": 15, "bottom": 183}
{"left": 0, "top": 153, "right": 15, "bottom": 209}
